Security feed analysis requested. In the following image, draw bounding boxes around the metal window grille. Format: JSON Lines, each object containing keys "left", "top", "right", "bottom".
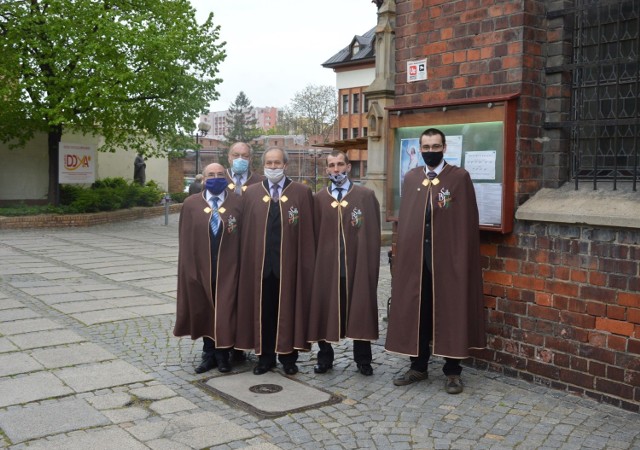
{"left": 547, "top": 0, "right": 639, "bottom": 190}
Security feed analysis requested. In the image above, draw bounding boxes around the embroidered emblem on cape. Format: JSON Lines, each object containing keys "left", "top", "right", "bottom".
{"left": 351, "top": 207, "right": 363, "bottom": 228}
{"left": 438, "top": 188, "right": 452, "bottom": 209}
{"left": 288, "top": 206, "right": 299, "bottom": 225}
{"left": 226, "top": 215, "right": 237, "bottom": 234}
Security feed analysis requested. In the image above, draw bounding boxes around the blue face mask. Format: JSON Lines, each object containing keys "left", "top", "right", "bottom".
{"left": 232, "top": 158, "right": 249, "bottom": 175}
{"left": 204, "top": 177, "right": 228, "bottom": 195}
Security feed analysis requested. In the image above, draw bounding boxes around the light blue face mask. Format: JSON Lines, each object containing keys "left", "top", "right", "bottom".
{"left": 231, "top": 158, "right": 249, "bottom": 175}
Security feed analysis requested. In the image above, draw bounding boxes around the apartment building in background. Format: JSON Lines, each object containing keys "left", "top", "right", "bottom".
{"left": 198, "top": 106, "right": 279, "bottom": 139}
{"left": 320, "top": 27, "right": 376, "bottom": 180}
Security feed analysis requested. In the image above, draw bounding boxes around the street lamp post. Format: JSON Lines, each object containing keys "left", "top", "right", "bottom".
{"left": 194, "top": 121, "right": 211, "bottom": 176}
{"left": 307, "top": 149, "right": 324, "bottom": 192}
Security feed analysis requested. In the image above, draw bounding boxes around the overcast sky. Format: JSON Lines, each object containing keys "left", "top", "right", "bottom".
{"left": 189, "top": 1, "right": 379, "bottom": 112}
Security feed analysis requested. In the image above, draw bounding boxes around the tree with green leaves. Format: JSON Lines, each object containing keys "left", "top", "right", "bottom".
{"left": 0, "top": 0, "right": 226, "bottom": 204}
{"left": 222, "top": 91, "right": 264, "bottom": 166}
{"left": 289, "top": 85, "right": 337, "bottom": 143}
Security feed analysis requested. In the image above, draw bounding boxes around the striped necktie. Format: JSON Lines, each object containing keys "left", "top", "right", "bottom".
{"left": 271, "top": 184, "right": 280, "bottom": 202}
{"left": 210, "top": 197, "right": 220, "bottom": 234}
{"left": 234, "top": 175, "right": 242, "bottom": 194}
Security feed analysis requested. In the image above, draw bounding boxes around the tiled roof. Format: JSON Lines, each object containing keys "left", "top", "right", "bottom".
{"left": 322, "top": 27, "right": 376, "bottom": 68}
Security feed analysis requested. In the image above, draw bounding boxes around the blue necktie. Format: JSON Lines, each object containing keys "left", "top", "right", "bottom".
{"left": 336, "top": 187, "right": 343, "bottom": 201}
{"left": 428, "top": 171, "right": 437, "bottom": 180}
{"left": 210, "top": 197, "right": 220, "bottom": 235}
{"left": 235, "top": 175, "right": 242, "bottom": 194}
{"left": 271, "top": 184, "right": 280, "bottom": 202}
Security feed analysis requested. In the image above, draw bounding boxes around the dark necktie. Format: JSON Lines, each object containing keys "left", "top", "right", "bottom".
{"left": 271, "top": 184, "right": 280, "bottom": 202}
{"left": 210, "top": 197, "right": 220, "bottom": 234}
{"left": 336, "top": 187, "right": 343, "bottom": 201}
{"left": 427, "top": 171, "right": 437, "bottom": 180}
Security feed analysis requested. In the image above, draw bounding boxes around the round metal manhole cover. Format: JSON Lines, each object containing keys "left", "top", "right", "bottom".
{"left": 249, "top": 384, "right": 283, "bottom": 394}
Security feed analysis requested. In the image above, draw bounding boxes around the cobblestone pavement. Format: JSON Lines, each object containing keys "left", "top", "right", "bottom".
{"left": 0, "top": 214, "right": 638, "bottom": 449}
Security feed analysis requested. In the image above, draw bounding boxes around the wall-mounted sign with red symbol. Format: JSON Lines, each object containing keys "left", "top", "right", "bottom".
{"left": 407, "top": 58, "right": 427, "bottom": 83}
{"left": 59, "top": 143, "right": 96, "bottom": 184}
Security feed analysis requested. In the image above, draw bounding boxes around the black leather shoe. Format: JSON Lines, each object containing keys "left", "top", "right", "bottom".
{"left": 253, "top": 363, "right": 275, "bottom": 375}
{"left": 215, "top": 354, "right": 231, "bottom": 373}
{"left": 284, "top": 364, "right": 299, "bottom": 375}
{"left": 313, "top": 363, "right": 333, "bottom": 374}
{"left": 357, "top": 363, "right": 374, "bottom": 376}
{"left": 195, "top": 356, "right": 217, "bottom": 374}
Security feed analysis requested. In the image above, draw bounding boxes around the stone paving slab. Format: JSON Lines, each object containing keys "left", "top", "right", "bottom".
{"left": 0, "top": 372, "right": 73, "bottom": 408}
{"left": 20, "top": 426, "right": 149, "bottom": 450}
{"left": 203, "top": 371, "right": 339, "bottom": 418}
{"left": 0, "top": 317, "right": 64, "bottom": 335}
{"left": 0, "top": 307, "right": 40, "bottom": 322}
{"left": 0, "top": 337, "right": 18, "bottom": 353}
{"left": 35, "top": 291, "right": 95, "bottom": 304}
{"left": 167, "top": 411, "right": 255, "bottom": 448}
{"left": 124, "top": 303, "right": 175, "bottom": 317}
{"left": 0, "top": 399, "right": 110, "bottom": 443}
{"left": 0, "top": 299, "right": 24, "bottom": 310}
{"left": 0, "top": 352, "right": 44, "bottom": 376}
{"left": 30, "top": 342, "right": 116, "bottom": 369}
{"left": 54, "top": 360, "right": 153, "bottom": 392}
{"left": 70, "top": 308, "right": 139, "bottom": 325}
{"left": 8, "top": 329, "right": 85, "bottom": 350}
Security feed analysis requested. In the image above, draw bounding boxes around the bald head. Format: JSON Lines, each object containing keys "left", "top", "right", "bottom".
{"left": 203, "top": 163, "right": 225, "bottom": 179}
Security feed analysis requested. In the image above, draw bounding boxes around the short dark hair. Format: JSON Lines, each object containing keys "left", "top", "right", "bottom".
{"left": 327, "top": 149, "right": 350, "bottom": 165}
{"left": 420, "top": 128, "right": 446, "bottom": 146}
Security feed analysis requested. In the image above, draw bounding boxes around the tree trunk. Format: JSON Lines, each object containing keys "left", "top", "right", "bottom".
{"left": 47, "top": 127, "right": 62, "bottom": 206}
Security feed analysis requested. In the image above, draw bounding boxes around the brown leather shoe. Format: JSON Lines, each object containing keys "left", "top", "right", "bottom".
{"left": 393, "top": 369, "right": 428, "bottom": 386}
{"left": 445, "top": 375, "right": 464, "bottom": 394}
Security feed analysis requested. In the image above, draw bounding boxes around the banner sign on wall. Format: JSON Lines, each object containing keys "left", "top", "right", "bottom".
{"left": 59, "top": 143, "right": 96, "bottom": 184}
{"left": 407, "top": 58, "right": 427, "bottom": 82}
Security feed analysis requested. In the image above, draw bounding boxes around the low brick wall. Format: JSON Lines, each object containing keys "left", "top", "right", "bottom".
{"left": 0, "top": 204, "right": 182, "bottom": 229}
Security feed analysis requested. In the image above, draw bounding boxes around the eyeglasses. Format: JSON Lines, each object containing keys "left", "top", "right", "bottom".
{"left": 421, "top": 144, "right": 443, "bottom": 152}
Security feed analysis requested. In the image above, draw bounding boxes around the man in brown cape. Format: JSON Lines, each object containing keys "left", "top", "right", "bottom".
{"left": 174, "top": 163, "right": 243, "bottom": 374}
{"left": 236, "top": 148, "right": 314, "bottom": 375}
{"left": 225, "top": 142, "right": 264, "bottom": 194}
{"left": 308, "top": 150, "right": 381, "bottom": 376}
{"left": 385, "top": 128, "right": 486, "bottom": 394}
{"left": 223, "top": 141, "right": 264, "bottom": 363}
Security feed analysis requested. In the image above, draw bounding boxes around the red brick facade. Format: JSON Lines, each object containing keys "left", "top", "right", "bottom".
{"left": 394, "top": 0, "right": 639, "bottom": 410}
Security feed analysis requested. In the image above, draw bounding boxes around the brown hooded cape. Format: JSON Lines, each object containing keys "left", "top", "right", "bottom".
{"left": 307, "top": 185, "right": 381, "bottom": 343}
{"left": 235, "top": 179, "right": 314, "bottom": 354}
{"left": 385, "top": 164, "right": 486, "bottom": 358}
{"left": 173, "top": 191, "right": 243, "bottom": 348}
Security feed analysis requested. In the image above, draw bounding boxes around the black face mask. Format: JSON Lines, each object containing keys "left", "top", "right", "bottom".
{"left": 421, "top": 150, "right": 444, "bottom": 168}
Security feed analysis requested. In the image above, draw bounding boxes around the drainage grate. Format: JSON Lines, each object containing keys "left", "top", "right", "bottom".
{"left": 248, "top": 384, "right": 283, "bottom": 394}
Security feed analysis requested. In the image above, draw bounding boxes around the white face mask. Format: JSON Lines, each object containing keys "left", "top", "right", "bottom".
{"left": 328, "top": 172, "right": 349, "bottom": 187}
{"left": 264, "top": 168, "right": 285, "bottom": 183}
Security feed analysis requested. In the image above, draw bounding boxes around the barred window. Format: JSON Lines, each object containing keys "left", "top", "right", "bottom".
{"left": 548, "top": 0, "right": 639, "bottom": 190}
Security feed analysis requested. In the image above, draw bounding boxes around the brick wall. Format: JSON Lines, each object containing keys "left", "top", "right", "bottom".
{"left": 0, "top": 204, "right": 182, "bottom": 230}
{"left": 476, "top": 223, "right": 640, "bottom": 410}
{"left": 395, "top": 0, "right": 639, "bottom": 410}
{"left": 168, "top": 158, "right": 185, "bottom": 193}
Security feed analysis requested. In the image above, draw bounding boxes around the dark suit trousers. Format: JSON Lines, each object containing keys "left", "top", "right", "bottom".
{"left": 410, "top": 264, "right": 462, "bottom": 376}
{"left": 202, "top": 277, "right": 229, "bottom": 359}
{"left": 260, "top": 273, "right": 298, "bottom": 367}
{"left": 317, "top": 276, "right": 372, "bottom": 365}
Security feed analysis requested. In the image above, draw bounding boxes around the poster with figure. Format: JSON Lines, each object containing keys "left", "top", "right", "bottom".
{"left": 399, "top": 138, "right": 423, "bottom": 196}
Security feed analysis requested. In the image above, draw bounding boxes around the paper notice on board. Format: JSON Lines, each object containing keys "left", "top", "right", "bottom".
{"left": 473, "top": 182, "right": 502, "bottom": 226}
{"left": 464, "top": 150, "right": 496, "bottom": 180}
{"left": 443, "top": 135, "right": 462, "bottom": 167}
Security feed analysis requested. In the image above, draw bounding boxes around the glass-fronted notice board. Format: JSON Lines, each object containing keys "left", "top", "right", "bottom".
{"left": 387, "top": 95, "right": 517, "bottom": 233}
